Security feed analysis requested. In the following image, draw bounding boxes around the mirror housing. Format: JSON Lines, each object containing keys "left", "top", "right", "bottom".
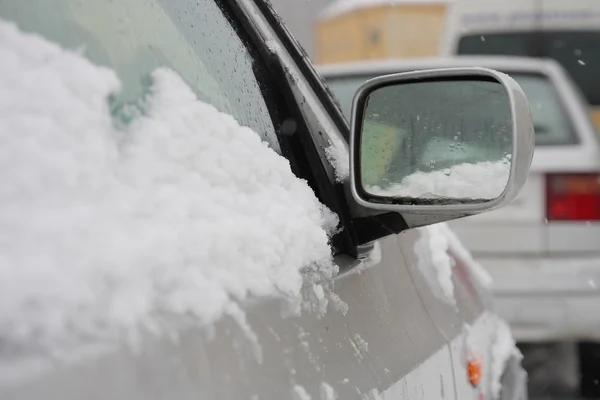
{"left": 349, "top": 67, "right": 534, "bottom": 218}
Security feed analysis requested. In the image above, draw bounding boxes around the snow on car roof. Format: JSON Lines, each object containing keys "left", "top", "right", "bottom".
{"left": 319, "top": 0, "right": 453, "bottom": 20}
{"left": 0, "top": 19, "right": 342, "bottom": 363}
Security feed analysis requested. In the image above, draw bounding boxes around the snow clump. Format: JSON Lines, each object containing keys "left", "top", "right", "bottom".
{"left": 0, "top": 20, "right": 340, "bottom": 359}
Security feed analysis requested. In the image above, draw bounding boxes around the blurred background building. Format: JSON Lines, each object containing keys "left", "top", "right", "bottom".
{"left": 316, "top": 0, "right": 449, "bottom": 63}
{"left": 271, "top": 0, "right": 450, "bottom": 64}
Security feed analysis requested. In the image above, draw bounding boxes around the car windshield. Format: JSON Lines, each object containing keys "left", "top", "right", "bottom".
{"left": 325, "top": 71, "right": 577, "bottom": 146}
{"left": 0, "top": 0, "right": 282, "bottom": 153}
{"left": 456, "top": 31, "right": 600, "bottom": 107}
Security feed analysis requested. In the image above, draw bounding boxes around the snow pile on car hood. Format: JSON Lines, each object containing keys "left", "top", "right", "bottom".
{"left": 0, "top": 20, "right": 340, "bottom": 358}
{"left": 366, "top": 156, "right": 511, "bottom": 200}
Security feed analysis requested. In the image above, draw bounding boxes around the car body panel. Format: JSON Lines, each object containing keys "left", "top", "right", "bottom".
{"left": 396, "top": 228, "right": 497, "bottom": 399}
{"left": 1, "top": 235, "right": 458, "bottom": 400}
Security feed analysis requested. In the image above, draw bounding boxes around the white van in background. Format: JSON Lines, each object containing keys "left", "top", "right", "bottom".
{"left": 440, "top": 0, "right": 600, "bottom": 132}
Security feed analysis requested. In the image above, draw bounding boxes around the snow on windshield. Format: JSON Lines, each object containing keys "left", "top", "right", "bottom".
{"left": 366, "top": 157, "right": 510, "bottom": 200}
{"left": 0, "top": 20, "right": 340, "bottom": 357}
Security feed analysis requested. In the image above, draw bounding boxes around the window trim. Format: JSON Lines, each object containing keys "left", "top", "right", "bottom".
{"left": 192, "top": 0, "right": 295, "bottom": 163}
{"left": 250, "top": 0, "right": 351, "bottom": 142}
{"left": 221, "top": 0, "right": 361, "bottom": 256}
{"left": 226, "top": 0, "right": 411, "bottom": 254}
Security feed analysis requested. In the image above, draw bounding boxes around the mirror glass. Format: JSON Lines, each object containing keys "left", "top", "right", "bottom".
{"left": 359, "top": 77, "right": 513, "bottom": 204}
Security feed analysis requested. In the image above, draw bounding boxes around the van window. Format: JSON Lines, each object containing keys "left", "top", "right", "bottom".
{"left": 514, "top": 73, "right": 577, "bottom": 145}
{"left": 457, "top": 31, "right": 600, "bottom": 106}
{"left": 326, "top": 71, "right": 577, "bottom": 146}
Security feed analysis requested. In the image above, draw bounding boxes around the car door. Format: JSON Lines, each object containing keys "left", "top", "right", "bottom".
{"left": 396, "top": 226, "right": 499, "bottom": 400}
{"left": 0, "top": 1, "right": 460, "bottom": 399}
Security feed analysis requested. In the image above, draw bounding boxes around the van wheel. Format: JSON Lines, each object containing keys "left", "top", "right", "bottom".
{"left": 579, "top": 342, "right": 600, "bottom": 398}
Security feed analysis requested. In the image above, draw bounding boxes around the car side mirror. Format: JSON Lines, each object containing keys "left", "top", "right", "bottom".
{"left": 349, "top": 67, "right": 534, "bottom": 218}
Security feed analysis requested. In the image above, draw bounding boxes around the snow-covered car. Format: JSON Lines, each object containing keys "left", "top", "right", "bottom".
{"left": 0, "top": 3, "right": 534, "bottom": 400}
{"left": 320, "top": 55, "right": 600, "bottom": 396}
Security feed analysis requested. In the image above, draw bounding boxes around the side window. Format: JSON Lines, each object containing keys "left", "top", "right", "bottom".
{"left": 0, "top": 0, "right": 282, "bottom": 153}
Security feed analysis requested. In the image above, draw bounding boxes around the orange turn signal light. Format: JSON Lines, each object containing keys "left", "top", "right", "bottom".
{"left": 468, "top": 358, "right": 482, "bottom": 387}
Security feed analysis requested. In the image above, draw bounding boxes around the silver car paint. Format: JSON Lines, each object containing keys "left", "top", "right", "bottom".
{"left": 2, "top": 234, "right": 483, "bottom": 400}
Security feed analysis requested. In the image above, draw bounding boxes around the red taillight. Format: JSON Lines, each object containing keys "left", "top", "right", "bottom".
{"left": 546, "top": 173, "right": 600, "bottom": 221}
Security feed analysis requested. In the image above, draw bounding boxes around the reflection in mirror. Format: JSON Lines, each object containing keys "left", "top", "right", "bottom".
{"left": 360, "top": 77, "right": 513, "bottom": 204}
